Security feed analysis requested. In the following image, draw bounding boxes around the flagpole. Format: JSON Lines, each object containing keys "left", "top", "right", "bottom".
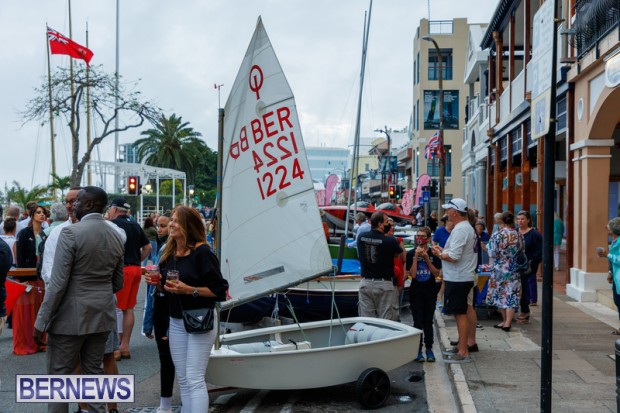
{"left": 85, "top": 22, "right": 92, "bottom": 186}
{"left": 68, "top": 0, "right": 78, "bottom": 186}
{"left": 114, "top": 0, "right": 120, "bottom": 193}
{"left": 46, "top": 25, "right": 57, "bottom": 201}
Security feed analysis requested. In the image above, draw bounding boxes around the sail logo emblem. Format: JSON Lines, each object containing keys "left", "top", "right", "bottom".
{"left": 249, "top": 65, "right": 264, "bottom": 100}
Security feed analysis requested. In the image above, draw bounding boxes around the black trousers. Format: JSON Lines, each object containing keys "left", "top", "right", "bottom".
{"left": 153, "top": 293, "right": 175, "bottom": 398}
{"left": 409, "top": 280, "right": 439, "bottom": 351}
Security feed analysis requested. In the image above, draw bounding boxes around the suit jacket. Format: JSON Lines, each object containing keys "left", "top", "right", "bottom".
{"left": 35, "top": 213, "right": 125, "bottom": 335}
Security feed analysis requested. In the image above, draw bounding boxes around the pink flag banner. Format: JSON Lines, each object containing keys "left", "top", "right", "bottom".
{"left": 324, "top": 174, "right": 339, "bottom": 205}
{"left": 415, "top": 174, "right": 431, "bottom": 205}
{"left": 401, "top": 189, "right": 415, "bottom": 215}
{"left": 315, "top": 190, "right": 326, "bottom": 206}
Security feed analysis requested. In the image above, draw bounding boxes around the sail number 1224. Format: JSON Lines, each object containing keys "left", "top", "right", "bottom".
{"left": 253, "top": 131, "right": 305, "bottom": 200}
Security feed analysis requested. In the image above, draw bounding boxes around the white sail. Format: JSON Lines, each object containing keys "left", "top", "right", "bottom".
{"left": 220, "top": 17, "right": 332, "bottom": 310}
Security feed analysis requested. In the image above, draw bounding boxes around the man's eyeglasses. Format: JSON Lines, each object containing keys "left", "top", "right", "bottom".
{"left": 448, "top": 200, "right": 467, "bottom": 211}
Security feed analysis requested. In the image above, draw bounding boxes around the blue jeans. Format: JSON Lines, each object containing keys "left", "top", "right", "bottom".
{"left": 168, "top": 316, "right": 217, "bottom": 412}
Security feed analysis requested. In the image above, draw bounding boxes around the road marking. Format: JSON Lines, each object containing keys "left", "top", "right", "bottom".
{"left": 280, "top": 393, "right": 300, "bottom": 413}
{"left": 240, "top": 389, "right": 268, "bottom": 413}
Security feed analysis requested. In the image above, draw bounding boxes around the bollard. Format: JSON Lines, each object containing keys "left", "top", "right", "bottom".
{"left": 616, "top": 339, "right": 620, "bottom": 412}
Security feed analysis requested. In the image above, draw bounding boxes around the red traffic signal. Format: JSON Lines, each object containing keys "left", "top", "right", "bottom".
{"left": 389, "top": 185, "right": 395, "bottom": 198}
{"left": 128, "top": 176, "right": 140, "bottom": 195}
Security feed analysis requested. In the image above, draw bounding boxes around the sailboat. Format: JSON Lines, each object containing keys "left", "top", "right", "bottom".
{"left": 206, "top": 16, "right": 421, "bottom": 408}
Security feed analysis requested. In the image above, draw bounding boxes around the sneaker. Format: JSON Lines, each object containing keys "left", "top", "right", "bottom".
{"left": 426, "top": 348, "right": 436, "bottom": 362}
{"left": 444, "top": 354, "right": 472, "bottom": 364}
{"left": 414, "top": 350, "right": 425, "bottom": 362}
{"left": 476, "top": 323, "right": 484, "bottom": 329}
{"left": 442, "top": 347, "right": 459, "bottom": 356}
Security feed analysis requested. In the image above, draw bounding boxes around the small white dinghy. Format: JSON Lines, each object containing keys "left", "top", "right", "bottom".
{"left": 209, "top": 13, "right": 421, "bottom": 409}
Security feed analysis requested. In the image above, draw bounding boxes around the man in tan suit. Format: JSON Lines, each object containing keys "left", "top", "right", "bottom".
{"left": 34, "top": 186, "right": 124, "bottom": 413}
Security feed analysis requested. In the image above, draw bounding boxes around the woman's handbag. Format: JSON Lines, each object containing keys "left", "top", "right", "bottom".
{"left": 181, "top": 308, "right": 214, "bottom": 334}
{"left": 513, "top": 250, "right": 531, "bottom": 275}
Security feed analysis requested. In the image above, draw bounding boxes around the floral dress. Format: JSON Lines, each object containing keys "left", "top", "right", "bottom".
{"left": 485, "top": 227, "right": 525, "bottom": 309}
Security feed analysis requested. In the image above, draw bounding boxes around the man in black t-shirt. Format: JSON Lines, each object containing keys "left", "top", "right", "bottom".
{"left": 356, "top": 211, "right": 402, "bottom": 320}
{"left": 109, "top": 198, "right": 151, "bottom": 359}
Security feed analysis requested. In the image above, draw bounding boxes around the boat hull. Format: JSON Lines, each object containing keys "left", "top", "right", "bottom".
{"left": 207, "top": 317, "right": 421, "bottom": 390}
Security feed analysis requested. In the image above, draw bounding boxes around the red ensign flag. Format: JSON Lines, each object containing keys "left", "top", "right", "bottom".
{"left": 47, "top": 26, "right": 94, "bottom": 66}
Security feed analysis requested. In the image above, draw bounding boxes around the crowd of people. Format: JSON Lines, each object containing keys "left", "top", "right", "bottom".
{"left": 0, "top": 190, "right": 567, "bottom": 410}
{"left": 0, "top": 190, "right": 226, "bottom": 413}
{"left": 353, "top": 197, "right": 555, "bottom": 364}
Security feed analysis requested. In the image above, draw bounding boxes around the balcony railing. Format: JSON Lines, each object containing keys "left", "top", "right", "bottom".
{"left": 572, "top": 0, "right": 619, "bottom": 59}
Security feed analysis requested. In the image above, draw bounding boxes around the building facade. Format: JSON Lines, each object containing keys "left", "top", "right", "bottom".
{"left": 411, "top": 18, "right": 471, "bottom": 212}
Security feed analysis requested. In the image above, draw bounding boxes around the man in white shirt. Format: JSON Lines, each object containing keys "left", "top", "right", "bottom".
{"left": 431, "top": 198, "right": 477, "bottom": 363}
{"left": 347, "top": 213, "right": 370, "bottom": 249}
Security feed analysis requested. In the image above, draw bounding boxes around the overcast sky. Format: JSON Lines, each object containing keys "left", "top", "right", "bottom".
{"left": 0, "top": 0, "right": 498, "bottom": 191}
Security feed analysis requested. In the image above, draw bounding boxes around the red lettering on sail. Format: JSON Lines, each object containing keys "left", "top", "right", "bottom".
{"left": 250, "top": 119, "right": 263, "bottom": 145}
{"left": 276, "top": 107, "right": 293, "bottom": 131}
{"left": 262, "top": 111, "right": 277, "bottom": 138}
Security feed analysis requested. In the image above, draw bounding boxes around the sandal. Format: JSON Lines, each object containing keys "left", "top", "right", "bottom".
{"left": 493, "top": 323, "right": 504, "bottom": 329}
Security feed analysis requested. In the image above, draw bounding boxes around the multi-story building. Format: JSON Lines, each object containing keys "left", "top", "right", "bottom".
{"left": 564, "top": 0, "right": 619, "bottom": 301}
{"left": 411, "top": 18, "right": 471, "bottom": 212}
{"left": 119, "top": 143, "right": 139, "bottom": 163}
{"left": 305, "top": 146, "right": 350, "bottom": 184}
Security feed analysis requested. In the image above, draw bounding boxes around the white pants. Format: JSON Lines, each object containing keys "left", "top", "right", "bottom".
{"left": 553, "top": 245, "right": 560, "bottom": 269}
{"left": 168, "top": 315, "right": 217, "bottom": 413}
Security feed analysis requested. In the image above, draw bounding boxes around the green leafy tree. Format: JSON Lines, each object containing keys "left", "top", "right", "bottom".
{"left": 22, "top": 65, "right": 160, "bottom": 186}
{"left": 8, "top": 181, "right": 52, "bottom": 210}
{"left": 47, "top": 173, "right": 72, "bottom": 200}
{"left": 135, "top": 114, "right": 207, "bottom": 182}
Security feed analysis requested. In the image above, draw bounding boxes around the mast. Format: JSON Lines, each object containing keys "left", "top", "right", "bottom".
{"left": 337, "top": 0, "right": 373, "bottom": 272}
{"left": 46, "top": 25, "right": 57, "bottom": 201}
{"left": 86, "top": 22, "right": 92, "bottom": 186}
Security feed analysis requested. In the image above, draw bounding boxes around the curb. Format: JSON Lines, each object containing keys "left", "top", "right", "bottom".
{"left": 434, "top": 308, "right": 477, "bottom": 413}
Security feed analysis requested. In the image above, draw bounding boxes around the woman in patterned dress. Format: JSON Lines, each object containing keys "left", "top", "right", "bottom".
{"left": 485, "top": 211, "right": 525, "bottom": 332}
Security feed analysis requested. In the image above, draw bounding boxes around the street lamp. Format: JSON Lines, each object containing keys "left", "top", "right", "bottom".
{"left": 375, "top": 126, "right": 392, "bottom": 202}
{"left": 422, "top": 35, "right": 446, "bottom": 217}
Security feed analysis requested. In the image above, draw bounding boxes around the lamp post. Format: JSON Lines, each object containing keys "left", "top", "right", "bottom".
{"left": 422, "top": 35, "right": 445, "bottom": 217}
{"left": 375, "top": 126, "right": 392, "bottom": 202}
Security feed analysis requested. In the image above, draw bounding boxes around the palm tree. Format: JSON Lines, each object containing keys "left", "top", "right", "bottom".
{"left": 47, "top": 173, "right": 72, "bottom": 201}
{"left": 134, "top": 114, "right": 207, "bottom": 181}
{"left": 8, "top": 181, "right": 52, "bottom": 211}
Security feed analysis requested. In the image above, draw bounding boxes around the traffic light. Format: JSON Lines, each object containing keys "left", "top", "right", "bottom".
{"left": 395, "top": 186, "right": 401, "bottom": 200}
{"left": 128, "top": 176, "right": 139, "bottom": 195}
{"left": 389, "top": 185, "right": 395, "bottom": 198}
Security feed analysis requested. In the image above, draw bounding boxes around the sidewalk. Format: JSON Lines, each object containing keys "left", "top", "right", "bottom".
{"left": 437, "top": 257, "right": 619, "bottom": 413}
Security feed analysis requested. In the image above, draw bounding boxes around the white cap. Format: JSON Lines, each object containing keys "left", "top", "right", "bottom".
{"left": 442, "top": 198, "right": 468, "bottom": 213}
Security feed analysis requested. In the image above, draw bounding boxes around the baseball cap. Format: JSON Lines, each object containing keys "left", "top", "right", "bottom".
{"left": 109, "top": 198, "right": 131, "bottom": 209}
{"left": 442, "top": 198, "right": 468, "bottom": 213}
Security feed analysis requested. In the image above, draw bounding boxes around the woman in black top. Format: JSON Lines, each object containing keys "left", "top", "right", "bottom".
{"left": 15, "top": 204, "right": 47, "bottom": 271}
{"left": 516, "top": 210, "right": 543, "bottom": 322}
{"left": 148, "top": 206, "right": 228, "bottom": 412}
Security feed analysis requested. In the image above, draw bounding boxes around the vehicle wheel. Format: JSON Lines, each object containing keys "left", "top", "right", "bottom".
{"left": 356, "top": 367, "right": 390, "bottom": 409}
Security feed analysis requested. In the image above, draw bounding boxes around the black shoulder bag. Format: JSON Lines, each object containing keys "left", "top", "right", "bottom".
{"left": 172, "top": 258, "right": 215, "bottom": 334}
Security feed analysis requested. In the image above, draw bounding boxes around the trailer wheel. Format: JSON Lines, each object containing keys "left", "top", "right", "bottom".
{"left": 356, "top": 367, "right": 390, "bottom": 409}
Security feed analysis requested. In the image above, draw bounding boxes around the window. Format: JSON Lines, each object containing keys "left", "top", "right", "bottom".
{"left": 416, "top": 52, "right": 420, "bottom": 84}
{"left": 428, "top": 48, "right": 453, "bottom": 80}
{"left": 557, "top": 96, "right": 567, "bottom": 133}
{"left": 429, "top": 20, "right": 454, "bottom": 35}
{"left": 426, "top": 145, "right": 452, "bottom": 177}
{"left": 500, "top": 136, "right": 508, "bottom": 161}
{"left": 414, "top": 61, "right": 417, "bottom": 86}
{"left": 511, "top": 127, "right": 522, "bottom": 154}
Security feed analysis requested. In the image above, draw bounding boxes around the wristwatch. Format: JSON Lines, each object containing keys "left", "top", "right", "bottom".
{"left": 192, "top": 288, "right": 199, "bottom": 298}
